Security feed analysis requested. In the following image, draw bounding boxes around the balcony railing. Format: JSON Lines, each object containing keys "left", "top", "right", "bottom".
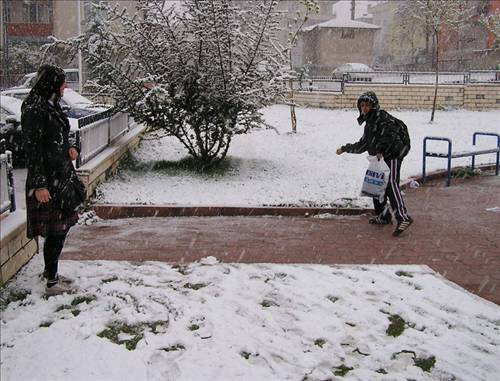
{"left": 76, "top": 110, "right": 130, "bottom": 167}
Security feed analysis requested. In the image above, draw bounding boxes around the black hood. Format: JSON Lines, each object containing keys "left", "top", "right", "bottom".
{"left": 29, "top": 64, "right": 66, "bottom": 101}
{"left": 357, "top": 91, "right": 380, "bottom": 125}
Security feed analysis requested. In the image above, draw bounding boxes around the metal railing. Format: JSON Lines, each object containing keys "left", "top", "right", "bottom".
{"left": 76, "top": 110, "right": 130, "bottom": 167}
{"left": 293, "top": 70, "right": 500, "bottom": 92}
{"left": 0, "top": 141, "right": 16, "bottom": 215}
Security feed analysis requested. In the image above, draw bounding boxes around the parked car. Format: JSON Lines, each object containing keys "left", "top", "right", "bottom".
{"left": 0, "top": 95, "right": 24, "bottom": 167}
{"left": 18, "top": 68, "right": 80, "bottom": 92}
{"left": 1, "top": 87, "right": 111, "bottom": 114}
{"left": 331, "top": 63, "right": 374, "bottom": 82}
{"left": 0, "top": 94, "right": 95, "bottom": 167}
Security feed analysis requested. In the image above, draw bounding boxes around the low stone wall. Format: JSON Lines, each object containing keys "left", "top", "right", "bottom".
{"left": 0, "top": 211, "right": 38, "bottom": 285}
{"left": 292, "top": 83, "right": 500, "bottom": 110}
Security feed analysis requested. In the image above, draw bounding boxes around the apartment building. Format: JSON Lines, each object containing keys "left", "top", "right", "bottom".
{"left": 1, "top": 0, "right": 136, "bottom": 86}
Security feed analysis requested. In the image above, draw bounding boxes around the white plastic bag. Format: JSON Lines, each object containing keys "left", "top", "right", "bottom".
{"left": 360, "top": 156, "right": 390, "bottom": 201}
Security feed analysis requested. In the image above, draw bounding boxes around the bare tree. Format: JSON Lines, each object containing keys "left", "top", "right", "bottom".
{"left": 481, "top": 7, "right": 500, "bottom": 50}
{"left": 399, "top": 0, "right": 473, "bottom": 122}
{"left": 284, "top": 0, "right": 318, "bottom": 134}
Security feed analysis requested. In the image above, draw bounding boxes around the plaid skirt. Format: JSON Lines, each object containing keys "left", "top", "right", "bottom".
{"left": 26, "top": 194, "right": 78, "bottom": 238}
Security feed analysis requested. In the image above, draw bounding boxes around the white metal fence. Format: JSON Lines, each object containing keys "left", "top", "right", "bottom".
{"left": 77, "top": 111, "right": 130, "bottom": 167}
{"left": 0, "top": 149, "right": 15, "bottom": 215}
{"left": 293, "top": 70, "right": 500, "bottom": 92}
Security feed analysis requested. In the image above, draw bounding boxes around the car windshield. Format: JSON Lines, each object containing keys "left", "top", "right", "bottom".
{"left": 62, "top": 89, "right": 93, "bottom": 106}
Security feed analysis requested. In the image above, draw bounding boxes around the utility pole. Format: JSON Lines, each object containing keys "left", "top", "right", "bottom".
{"left": 0, "top": 0, "right": 9, "bottom": 87}
{"left": 350, "top": 0, "right": 355, "bottom": 20}
{"left": 77, "top": 0, "right": 83, "bottom": 93}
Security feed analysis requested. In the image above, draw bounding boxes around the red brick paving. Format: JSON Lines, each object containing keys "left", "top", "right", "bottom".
{"left": 63, "top": 173, "right": 500, "bottom": 305}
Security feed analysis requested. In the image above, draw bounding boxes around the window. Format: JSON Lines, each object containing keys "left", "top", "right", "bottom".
{"left": 22, "top": 1, "right": 52, "bottom": 23}
{"left": 66, "top": 72, "right": 79, "bottom": 83}
{"left": 341, "top": 29, "right": 355, "bottom": 39}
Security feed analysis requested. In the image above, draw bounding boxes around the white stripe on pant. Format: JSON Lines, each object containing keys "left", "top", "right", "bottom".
{"left": 389, "top": 159, "right": 409, "bottom": 222}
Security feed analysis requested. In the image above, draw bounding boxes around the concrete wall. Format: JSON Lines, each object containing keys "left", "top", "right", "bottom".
{"left": 292, "top": 83, "right": 500, "bottom": 110}
{"left": 0, "top": 212, "right": 38, "bottom": 285}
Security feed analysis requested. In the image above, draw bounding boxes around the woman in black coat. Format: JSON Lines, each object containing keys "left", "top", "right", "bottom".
{"left": 22, "top": 64, "right": 81, "bottom": 295}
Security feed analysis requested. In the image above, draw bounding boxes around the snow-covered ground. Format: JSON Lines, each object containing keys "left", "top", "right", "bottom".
{"left": 1, "top": 255, "right": 499, "bottom": 381}
{"left": 96, "top": 105, "right": 500, "bottom": 207}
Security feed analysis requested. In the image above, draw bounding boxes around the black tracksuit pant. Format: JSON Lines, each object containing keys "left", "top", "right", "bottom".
{"left": 43, "top": 233, "right": 68, "bottom": 282}
{"left": 373, "top": 158, "right": 410, "bottom": 223}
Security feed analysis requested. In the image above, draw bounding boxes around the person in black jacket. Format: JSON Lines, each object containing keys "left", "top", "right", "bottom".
{"left": 336, "top": 91, "right": 413, "bottom": 236}
{"left": 22, "top": 64, "right": 81, "bottom": 295}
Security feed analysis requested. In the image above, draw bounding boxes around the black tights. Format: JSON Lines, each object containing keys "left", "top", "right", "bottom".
{"left": 43, "top": 233, "right": 68, "bottom": 282}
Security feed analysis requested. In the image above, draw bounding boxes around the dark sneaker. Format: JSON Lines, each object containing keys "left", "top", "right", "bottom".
{"left": 393, "top": 217, "right": 414, "bottom": 236}
{"left": 369, "top": 215, "right": 392, "bottom": 225}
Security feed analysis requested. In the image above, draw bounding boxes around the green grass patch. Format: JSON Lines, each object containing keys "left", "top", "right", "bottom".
{"left": 71, "top": 295, "right": 97, "bottom": 306}
{"left": 260, "top": 299, "right": 279, "bottom": 308}
{"left": 240, "top": 351, "right": 251, "bottom": 360}
{"left": 183, "top": 283, "right": 207, "bottom": 290}
{"left": 240, "top": 351, "right": 259, "bottom": 360}
{"left": 414, "top": 355, "right": 436, "bottom": 372}
{"left": 395, "top": 270, "right": 413, "bottom": 278}
{"left": 386, "top": 314, "right": 406, "bottom": 337}
{"left": 333, "top": 364, "right": 354, "bottom": 376}
{"left": 102, "top": 276, "right": 119, "bottom": 284}
{"left": 451, "top": 167, "right": 481, "bottom": 179}
{"left": 314, "top": 338, "right": 326, "bottom": 348}
{"left": 97, "top": 320, "right": 169, "bottom": 351}
{"left": 188, "top": 324, "right": 200, "bottom": 331}
{"left": 55, "top": 304, "right": 72, "bottom": 312}
{"left": 0, "top": 288, "right": 31, "bottom": 310}
{"left": 160, "top": 344, "right": 185, "bottom": 352}
{"left": 39, "top": 321, "right": 53, "bottom": 328}
{"left": 151, "top": 155, "right": 239, "bottom": 176}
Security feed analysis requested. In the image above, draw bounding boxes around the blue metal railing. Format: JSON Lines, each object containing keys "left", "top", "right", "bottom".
{"left": 423, "top": 132, "right": 500, "bottom": 186}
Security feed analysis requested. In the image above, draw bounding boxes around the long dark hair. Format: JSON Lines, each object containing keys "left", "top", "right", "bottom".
{"left": 29, "top": 64, "right": 66, "bottom": 102}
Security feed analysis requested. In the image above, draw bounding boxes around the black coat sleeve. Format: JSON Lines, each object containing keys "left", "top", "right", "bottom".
{"left": 341, "top": 125, "right": 368, "bottom": 154}
{"left": 22, "top": 107, "right": 48, "bottom": 190}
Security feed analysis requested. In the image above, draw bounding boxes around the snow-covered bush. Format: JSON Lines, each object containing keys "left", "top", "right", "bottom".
{"left": 58, "top": 0, "right": 286, "bottom": 170}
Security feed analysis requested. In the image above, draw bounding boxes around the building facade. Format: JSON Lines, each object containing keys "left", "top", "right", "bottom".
{"left": 300, "top": 18, "right": 380, "bottom": 75}
{"left": 1, "top": 0, "right": 136, "bottom": 87}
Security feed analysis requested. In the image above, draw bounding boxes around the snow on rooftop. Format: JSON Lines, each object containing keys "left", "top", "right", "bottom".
{"left": 303, "top": 18, "right": 380, "bottom": 32}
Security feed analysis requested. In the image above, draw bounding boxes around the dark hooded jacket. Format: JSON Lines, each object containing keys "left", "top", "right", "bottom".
{"left": 21, "top": 65, "right": 79, "bottom": 237}
{"left": 341, "top": 91, "right": 410, "bottom": 160}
